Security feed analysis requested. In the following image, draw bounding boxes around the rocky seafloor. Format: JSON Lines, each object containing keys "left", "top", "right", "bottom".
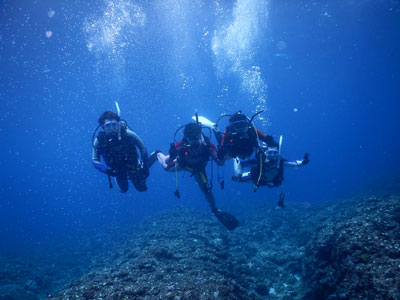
{"left": 1, "top": 194, "right": 400, "bottom": 300}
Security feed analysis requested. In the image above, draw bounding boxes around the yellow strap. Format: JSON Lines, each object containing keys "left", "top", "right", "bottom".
{"left": 200, "top": 172, "right": 207, "bottom": 184}
{"left": 250, "top": 118, "right": 262, "bottom": 190}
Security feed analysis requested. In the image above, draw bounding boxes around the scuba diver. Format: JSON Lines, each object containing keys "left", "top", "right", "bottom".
{"left": 157, "top": 118, "right": 239, "bottom": 230}
{"left": 92, "top": 103, "right": 159, "bottom": 193}
{"left": 196, "top": 112, "right": 309, "bottom": 207}
{"left": 232, "top": 141, "right": 310, "bottom": 207}
{"left": 216, "top": 111, "right": 279, "bottom": 160}
{"left": 195, "top": 111, "right": 278, "bottom": 189}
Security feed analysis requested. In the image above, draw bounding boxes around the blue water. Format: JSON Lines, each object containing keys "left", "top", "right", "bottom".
{"left": 1, "top": 0, "right": 399, "bottom": 256}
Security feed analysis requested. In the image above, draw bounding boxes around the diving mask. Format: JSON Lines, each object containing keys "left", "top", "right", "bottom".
{"left": 184, "top": 135, "right": 201, "bottom": 147}
{"left": 231, "top": 120, "right": 249, "bottom": 135}
{"left": 265, "top": 147, "right": 279, "bottom": 167}
{"left": 103, "top": 120, "right": 120, "bottom": 135}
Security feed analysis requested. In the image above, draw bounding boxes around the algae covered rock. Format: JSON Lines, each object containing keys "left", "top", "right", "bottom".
{"left": 48, "top": 207, "right": 252, "bottom": 300}
{"left": 9, "top": 194, "right": 400, "bottom": 299}
{"left": 303, "top": 195, "right": 400, "bottom": 300}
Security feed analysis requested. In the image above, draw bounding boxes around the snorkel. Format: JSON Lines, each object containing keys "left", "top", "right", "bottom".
{"left": 115, "top": 101, "right": 121, "bottom": 141}
{"left": 115, "top": 101, "right": 121, "bottom": 117}
{"left": 194, "top": 112, "right": 207, "bottom": 145}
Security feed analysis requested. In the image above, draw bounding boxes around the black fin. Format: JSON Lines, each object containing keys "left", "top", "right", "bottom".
{"left": 214, "top": 210, "right": 239, "bottom": 230}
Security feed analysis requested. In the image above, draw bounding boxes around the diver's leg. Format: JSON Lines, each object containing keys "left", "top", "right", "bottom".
{"left": 232, "top": 158, "right": 257, "bottom": 182}
{"left": 232, "top": 157, "right": 244, "bottom": 181}
{"left": 128, "top": 160, "right": 150, "bottom": 192}
{"left": 232, "top": 171, "right": 253, "bottom": 183}
{"left": 115, "top": 171, "right": 129, "bottom": 193}
{"left": 193, "top": 171, "right": 217, "bottom": 211}
{"left": 157, "top": 152, "right": 167, "bottom": 168}
{"left": 233, "top": 158, "right": 242, "bottom": 176}
{"left": 128, "top": 166, "right": 148, "bottom": 192}
{"left": 193, "top": 171, "right": 239, "bottom": 230}
{"left": 241, "top": 158, "right": 258, "bottom": 169}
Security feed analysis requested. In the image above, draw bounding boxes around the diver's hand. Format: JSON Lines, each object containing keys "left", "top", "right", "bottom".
{"left": 302, "top": 153, "right": 310, "bottom": 165}
{"left": 169, "top": 143, "right": 178, "bottom": 160}
{"left": 93, "top": 161, "right": 107, "bottom": 173}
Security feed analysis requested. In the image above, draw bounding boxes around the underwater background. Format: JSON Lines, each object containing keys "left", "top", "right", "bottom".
{"left": 1, "top": 0, "right": 400, "bottom": 299}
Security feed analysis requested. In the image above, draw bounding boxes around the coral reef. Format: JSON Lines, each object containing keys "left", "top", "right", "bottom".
{"left": 48, "top": 205, "right": 313, "bottom": 300}
{"left": 2, "top": 195, "right": 399, "bottom": 299}
{"left": 303, "top": 195, "right": 400, "bottom": 300}
{"left": 0, "top": 229, "right": 126, "bottom": 300}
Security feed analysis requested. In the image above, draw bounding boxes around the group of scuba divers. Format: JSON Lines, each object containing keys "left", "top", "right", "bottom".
{"left": 92, "top": 102, "right": 310, "bottom": 230}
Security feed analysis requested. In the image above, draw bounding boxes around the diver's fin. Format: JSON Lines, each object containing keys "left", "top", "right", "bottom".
{"left": 192, "top": 115, "right": 215, "bottom": 128}
{"left": 213, "top": 209, "right": 239, "bottom": 230}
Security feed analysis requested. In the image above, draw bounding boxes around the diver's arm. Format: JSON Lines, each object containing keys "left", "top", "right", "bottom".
{"left": 258, "top": 130, "right": 279, "bottom": 148}
{"left": 284, "top": 160, "right": 304, "bottom": 168}
{"left": 232, "top": 171, "right": 253, "bottom": 183}
{"left": 240, "top": 158, "right": 258, "bottom": 168}
{"left": 127, "top": 129, "right": 148, "bottom": 162}
{"left": 284, "top": 153, "right": 310, "bottom": 168}
{"left": 92, "top": 138, "right": 107, "bottom": 173}
{"left": 210, "top": 142, "right": 224, "bottom": 166}
{"left": 165, "top": 142, "right": 180, "bottom": 166}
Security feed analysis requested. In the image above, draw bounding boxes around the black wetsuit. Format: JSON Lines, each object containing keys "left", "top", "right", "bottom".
{"left": 219, "top": 124, "right": 278, "bottom": 160}
{"left": 166, "top": 137, "right": 222, "bottom": 211}
{"left": 92, "top": 127, "right": 148, "bottom": 192}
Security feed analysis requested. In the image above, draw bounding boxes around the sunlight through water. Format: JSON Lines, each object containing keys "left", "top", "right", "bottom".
{"left": 212, "top": 0, "right": 270, "bottom": 125}
{"left": 83, "top": 0, "right": 146, "bottom": 90}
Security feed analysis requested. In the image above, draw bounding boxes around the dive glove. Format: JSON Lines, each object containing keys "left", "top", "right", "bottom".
{"left": 302, "top": 153, "right": 310, "bottom": 165}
